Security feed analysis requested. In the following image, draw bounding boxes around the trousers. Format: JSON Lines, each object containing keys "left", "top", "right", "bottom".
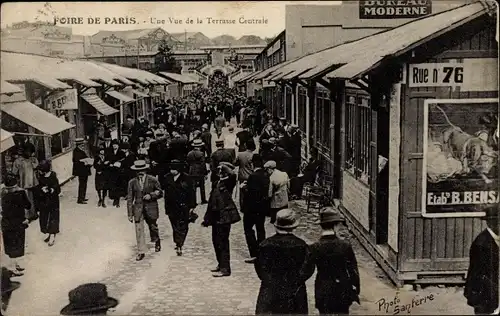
{"left": 168, "top": 214, "right": 189, "bottom": 248}
{"left": 212, "top": 224, "right": 231, "bottom": 273}
{"left": 243, "top": 212, "right": 266, "bottom": 258}
{"left": 193, "top": 176, "right": 207, "bottom": 203}
{"left": 77, "top": 176, "right": 88, "bottom": 202}
{"left": 134, "top": 213, "right": 160, "bottom": 254}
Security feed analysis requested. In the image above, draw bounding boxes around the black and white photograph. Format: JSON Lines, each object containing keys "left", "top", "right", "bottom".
{"left": 0, "top": 0, "right": 498, "bottom": 315}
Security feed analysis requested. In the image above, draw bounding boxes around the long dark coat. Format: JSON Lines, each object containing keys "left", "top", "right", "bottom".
{"left": 243, "top": 168, "right": 270, "bottom": 215}
{"left": 149, "top": 140, "right": 169, "bottom": 177}
{"left": 93, "top": 154, "right": 110, "bottom": 191}
{"left": 186, "top": 149, "right": 208, "bottom": 177}
{"left": 203, "top": 174, "right": 240, "bottom": 226}
{"left": 127, "top": 175, "right": 163, "bottom": 222}
{"left": 200, "top": 131, "right": 212, "bottom": 157}
{"left": 106, "top": 149, "right": 125, "bottom": 199}
{"left": 255, "top": 234, "right": 314, "bottom": 315}
{"left": 306, "top": 235, "right": 361, "bottom": 311}
{"left": 163, "top": 172, "right": 197, "bottom": 217}
{"left": 35, "top": 171, "right": 61, "bottom": 235}
{"left": 1, "top": 186, "right": 30, "bottom": 258}
{"left": 209, "top": 149, "right": 233, "bottom": 182}
{"left": 464, "top": 229, "right": 499, "bottom": 314}
{"left": 72, "top": 147, "right": 91, "bottom": 177}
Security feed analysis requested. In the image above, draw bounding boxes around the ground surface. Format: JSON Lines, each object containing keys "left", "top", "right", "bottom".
{"left": 4, "top": 122, "right": 474, "bottom": 315}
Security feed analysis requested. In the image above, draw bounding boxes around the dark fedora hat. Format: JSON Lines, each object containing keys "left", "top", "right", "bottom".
{"left": 483, "top": 206, "right": 499, "bottom": 221}
{"left": 130, "top": 160, "right": 149, "bottom": 171}
{"left": 60, "top": 283, "right": 118, "bottom": 315}
{"left": 169, "top": 159, "right": 185, "bottom": 171}
{"left": 316, "top": 207, "right": 346, "bottom": 225}
{"left": 1, "top": 267, "right": 21, "bottom": 295}
{"left": 215, "top": 139, "right": 224, "bottom": 146}
{"left": 274, "top": 209, "right": 299, "bottom": 230}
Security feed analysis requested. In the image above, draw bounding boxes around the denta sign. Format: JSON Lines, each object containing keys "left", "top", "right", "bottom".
{"left": 359, "top": 0, "right": 432, "bottom": 19}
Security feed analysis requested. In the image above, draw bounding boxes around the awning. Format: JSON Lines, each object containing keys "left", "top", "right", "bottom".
{"left": 9, "top": 77, "right": 72, "bottom": 90}
{"left": 106, "top": 90, "right": 135, "bottom": 103}
{"left": 81, "top": 94, "right": 119, "bottom": 116}
{"left": 93, "top": 78, "right": 122, "bottom": 86}
{"left": 1, "top": 81, "right": 22, "bottom": 95}
{"left": 1, "top": 101, "right": 74, "bottom": 135}
{"left": 131, "top": 89, "right": 149, "bottom": 98}
{"left": 1, "top": 129, "right": 15, "bottom": 153}
{"left": 62, "top": 77, "right": 101, "bottom": 88}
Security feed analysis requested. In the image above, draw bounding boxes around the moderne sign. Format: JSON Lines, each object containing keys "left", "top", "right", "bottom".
{"left": 359, "top": 0, "right": 432, "bottom": 19}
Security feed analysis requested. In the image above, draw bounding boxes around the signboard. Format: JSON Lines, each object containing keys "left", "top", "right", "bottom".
{"left": 422, "top": 98, "right": 499, "bottom": 217}
{"left": 409, "top": 59, "right": 498, "bottom": 91}
{"left": 46, "top": 89, "right": 78, "bottom": 110}
{"left": 359, "top": 0, "right": 431, "bottom": 19}
{"left": 267, "top": 40, "right": 281, "bottom": 57}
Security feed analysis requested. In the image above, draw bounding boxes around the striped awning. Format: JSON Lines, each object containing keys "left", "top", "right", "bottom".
{"left": 1, "top": 101, "right": 74, "bottom": 135}
{"left": 81, "top": 94, "right": 119, "bottom": 116}
{"left": 106, "top": 90, "right": 135, "bottom": 103}
{"left": 1, "top": 129, "right": 15, "bottom": 153}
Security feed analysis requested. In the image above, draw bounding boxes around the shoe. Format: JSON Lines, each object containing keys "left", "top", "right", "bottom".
{"left": 48, "top": 238, "right": 55, "bottom": 247}
{"left": 77, "top": 201, "right": 87, "bottom": 204}
{"left": 116, "top": 203, "right": 120, "bottom": 208}
{"left": 155, "top": 242, "right": 161, "bottom": 252}
{"left": 176, "top": 247, "right": 182, "bottom": 256}
{"left": 98, "top": 200, "right": 102, "bottom": 207}
{"left": 210, "top": 266, "right": 220, "bottom": 273}
{"left": 43, "top": 235, "right": 50, "bottom": 243}
{"left": 102, "top": 202, "right": 107, "bottom": 208}
{"left": 212, "top": 271, "right": 230, "bottom": 277}
{"left": 10, "top": 270, "right": 24, "bottom": 277}
{"left": 83, "top": 198, "right": 89, "bottom": 202}
{"left": 244, "top": 257, "right": 256, "bottom": 264}
{"left": 136, "top": 254, "right": 145, "bottom": 261}
{"left": 201, "top": 200, "right": 208, "bottom": 204}
{"left": 15, "top": 265, "right": 24, "bottom": 272}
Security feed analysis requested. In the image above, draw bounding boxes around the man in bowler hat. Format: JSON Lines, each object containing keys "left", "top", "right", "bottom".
{"left": 303, "top": 208, "right": 360, "bottom": 315}
{"left": 60, "top": 283, "right": 118, "bottom": 315}
{"left": 464, "top": 206, "right": 499, "bottom": 315}
{"left": 209, "top": 139, "right": 233, "bottom": 188}
{"left": 127, "top": 160, "right": 163, "bottom": 261}
{"left": 72, "top": 138, "right": 91, "bottom": 204}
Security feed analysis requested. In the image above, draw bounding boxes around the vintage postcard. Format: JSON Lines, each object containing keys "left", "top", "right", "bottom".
{"left": 0, "top": 1, "right": 498, "bottom": 315}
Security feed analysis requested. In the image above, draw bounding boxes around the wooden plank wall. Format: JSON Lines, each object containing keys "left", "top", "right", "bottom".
{"left": 400, "top": 22, "right": 498, "bottom": 272}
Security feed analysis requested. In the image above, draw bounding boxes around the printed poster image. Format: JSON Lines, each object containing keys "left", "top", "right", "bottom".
{"left": 422, "top": 98, "right": 499, "bottom": 217}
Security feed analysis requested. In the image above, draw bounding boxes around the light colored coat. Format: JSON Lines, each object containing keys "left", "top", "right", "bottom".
{"left": 269, "top": 169, "right": 289, "bottom": 209}
{"left": 127, "top": 174, "right": 163, "bottom": 221}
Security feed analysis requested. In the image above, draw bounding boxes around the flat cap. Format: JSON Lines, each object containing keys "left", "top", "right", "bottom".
{"left": 263, "top": 160, "right": 277, "bottom": 169}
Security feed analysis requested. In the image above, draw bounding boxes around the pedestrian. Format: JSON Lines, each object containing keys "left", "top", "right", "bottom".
{"left": 93, "top": 146, "right": 110, "bottom": 207}
{"left": 464, "top": 206, "right": 499, "bottom": 315}
{"left": 236, "top": 124, "right": 253, "bottom": 152}
{"left": 72, "top": 138, "right": 92, "bottom": 205}
{"left": 224, "top": 126, "right": 237, "bottom": 161}
{"left": 235, "top": 139, "right": 255, "bottom": 206}
{"left": 214, "top": 111, "right": 225, "bottom": 138}
{"left": 303, "top": 209, "right": 360, "bottom": 315}
{"left": 119, "top": 143, "right": 136, "bottom": 199}
{"left": 34, "top": 160, "right": 61, "bottom": 247}
{"left": 265, "top": 160, "right": 290, "bottom": 224}
{"left": 202, "top": 162, "right": 241, "bottom": 277}
{"left": 11, "top": 147, "right": 39, "bottom": 221}
{"left": 209, "top": 140, "right": 233, "bottom": 188}
{"left": 1, "top": 267, "right": 21, "bottom": 313}
{"left": 241, "top": 154, "right": 269, "bottom": 263}
{"left": 1, "top": 174, "right": 30, "bottom": 276}
{"left": 60, "top": 283, "right": 118, "bottom": 315}
{"left": 127, "top": 160, "right": 163, "bottom": 261}
{"left": 106, "top": 140, "right": 125, "bottom": 208}
{"left": 186, "top": 139, "right": 208, "bottom": 204}
{"left": 163, "top": 160, "right": 197, "bottom": 256}
{"left": 254, "top": 208, "right": 314, "bottom": 314}
{"left": 200, "top": 124, "right": 212, "bottom": 159}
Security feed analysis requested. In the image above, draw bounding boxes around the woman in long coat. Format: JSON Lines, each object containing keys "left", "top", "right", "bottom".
{"left": 106, "top": 140, "right": 125, "bottom": 207}
{"left": 34, "top": 160, "right": 61, "bottom": 246}
{"left": 1, "top": 174, "right": 30, "bottom": 276}
{"left": 93, "top": 146, "right": 110, "bottom": 207}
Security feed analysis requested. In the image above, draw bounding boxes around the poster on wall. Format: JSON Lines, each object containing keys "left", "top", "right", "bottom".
{"left": 422, "top": 98, "right": 499, "bottom": 217}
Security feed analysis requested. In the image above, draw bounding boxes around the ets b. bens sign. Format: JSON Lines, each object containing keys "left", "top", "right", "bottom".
{"left": 359, "top": 0, "right": 432, "bottom": 19}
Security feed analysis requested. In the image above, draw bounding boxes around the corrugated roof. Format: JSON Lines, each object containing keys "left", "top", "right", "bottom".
{"left": 158, "top": 72, "right": 198, "bottom": 84}
{"left": 94, "top": 62, "right": 171, "bottom": 85}
{"left": 253, "top": 58, "right": 301, "bottom": 81}
{"left": 1, "top": 100, "right": 74, "bottom": 135}
{"left": 106, "top": 90, "right": 135, "bottom": 103}
{"left": 1, "top": 129, "right": 15, "bottom": 153}
{"left": 1, "top": 81, "right": 23, "bottom": 94}
{"left": 81, "top": 94, "right": 119, "bottom": 116}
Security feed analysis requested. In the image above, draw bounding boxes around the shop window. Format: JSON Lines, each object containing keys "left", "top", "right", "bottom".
{"left": 315, "top": 90, "right": 331, "bottom": 151}
{"left": 50, "top": 129, "right": 71, "bottom": 156}
{"left": 298, "top": 87, "right": 307, "bottom": 133}
{"left": 345, "top": 95, "right": 371, "bottom": 185}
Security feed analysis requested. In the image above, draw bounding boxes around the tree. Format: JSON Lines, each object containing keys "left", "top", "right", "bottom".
{"left": 155, "top": 39, "right": 182, "bottom": 74}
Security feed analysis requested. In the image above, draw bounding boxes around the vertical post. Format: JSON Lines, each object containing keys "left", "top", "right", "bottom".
{"left": 282, "top": 83, "right": 287, "bottom": 120}
{"left": 331, "top": 78, "right": 345, "bottom": 199}
{"left": 307, "top": 81, "right": 316, "bottom": 159}
{"left": 293, "top": 82, "right": 299, "bottom": 125}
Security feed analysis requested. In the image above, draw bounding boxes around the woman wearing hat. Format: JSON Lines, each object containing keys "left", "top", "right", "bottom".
{"left": 1, "top": 174, "right": 31, "bottom": 275}
{"left": 106, "top": 140, "right": 125, "bottom": 208}
{"left": 34, "top": 160, "right": 61, "bottom": 247}
{"left": 93, "top": 147, "right": 110, "bottom": 208}
{"left": 302, "top": 209, "right": 360, "bottom": 315}
{"left": 60, "top": 283, "right": 118, "bottom": 315}
{"left": 1, "top": 267, "right": 21, "bottom": 313}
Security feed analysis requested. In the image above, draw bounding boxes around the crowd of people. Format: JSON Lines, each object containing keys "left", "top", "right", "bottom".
{"left": 1, "top": 80, "right": 362, "bottom": 315}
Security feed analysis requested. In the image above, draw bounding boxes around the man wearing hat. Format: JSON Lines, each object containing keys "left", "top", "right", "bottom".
{"left": 264, "top": 160, "right": 289, "bottom": 224}
{"left": 224, "top": 126, "right": 237, "bottom": 161}
{"left": 127, "top": 160, "right": 164, "bottom": 261}
{"left": 163, "top": 160, "right": 197, "bottom": 256}
{"left": 286, "top": 124, "right": 302, "bottom": 178}
{"left": 118, "top": 142, "right": 136, "bottom": 199}
{"left": 200, "top": 124, "right": 212, "bottom": 159}
{"left": 60, "top": 283, "right": 118, "bottom": 315}
{"left": 464, "top": 206, "right": 499, "bottom": 315}
{"left": 1, "top": 267, "right": 21, "bottom": 313}
{"left": 72, "top": 138, "right": 92, "bottom": 204}
{"left": 254, "top": 209, "right": 313, "bottom": 314}
{"left": 148, "top": 131, "right": 169, "bottom": 179}
{"left": 187, "top": 139, "right": 208, "bottom": 204}
{"left": 302, "top": 208, "right": 360, "bottom": 315}
{"left": 210, "top": 139, "right": 233, "bottom": 188}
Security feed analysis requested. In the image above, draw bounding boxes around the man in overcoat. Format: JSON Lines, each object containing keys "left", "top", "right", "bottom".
{"left": 303, "top": 208, "right": 360, "bottom": 315}
{"left": 210, "top": 140, "right": 233, "bottom": 188}
{"left": 186, "top": 139, "right": 208, "bottom": 204}
{"left": 127, "top": 160, "right": 164, "bottom": 261}
{"left": 254, "top": 208, "right": 314, "bottom": 314}
{"left": 200, "top": 124, "right": 212, "bottom": 159}
{"left": 464, "top": 206, "right": 499, "bottom": 315}
{"left": 163, "top": 160, "right": 197, "bottom": 256}
{"left": 72, "top": 138, "right": 92, "bottom": 204}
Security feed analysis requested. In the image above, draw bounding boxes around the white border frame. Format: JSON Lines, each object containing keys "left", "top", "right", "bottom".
{"left": 422, "top": 98, "right": 499, "bottom": 218}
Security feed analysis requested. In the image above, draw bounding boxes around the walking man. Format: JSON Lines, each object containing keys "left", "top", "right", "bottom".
{"left": 186, "top": 139, "right": 208, "bottom": 204}
{"left": 210, "top": 140, "right": 233, "bottom": 188}
{"left": 127, "top": 160, "right": 163, "bottom": 261}
{"left": 72, "top": 138, "right": 92, "bottom": 204}
{"left": 265, "top": 160, "right": 289, "bottom": 224}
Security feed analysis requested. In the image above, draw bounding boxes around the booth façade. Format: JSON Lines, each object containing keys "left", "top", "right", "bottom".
{"left": 360, "top": 0, "right": 432, "bottom": 18}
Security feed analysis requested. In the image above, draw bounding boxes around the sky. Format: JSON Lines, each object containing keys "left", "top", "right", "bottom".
{"left": 1, "top": 1, "right": 341, "bottom": 38}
